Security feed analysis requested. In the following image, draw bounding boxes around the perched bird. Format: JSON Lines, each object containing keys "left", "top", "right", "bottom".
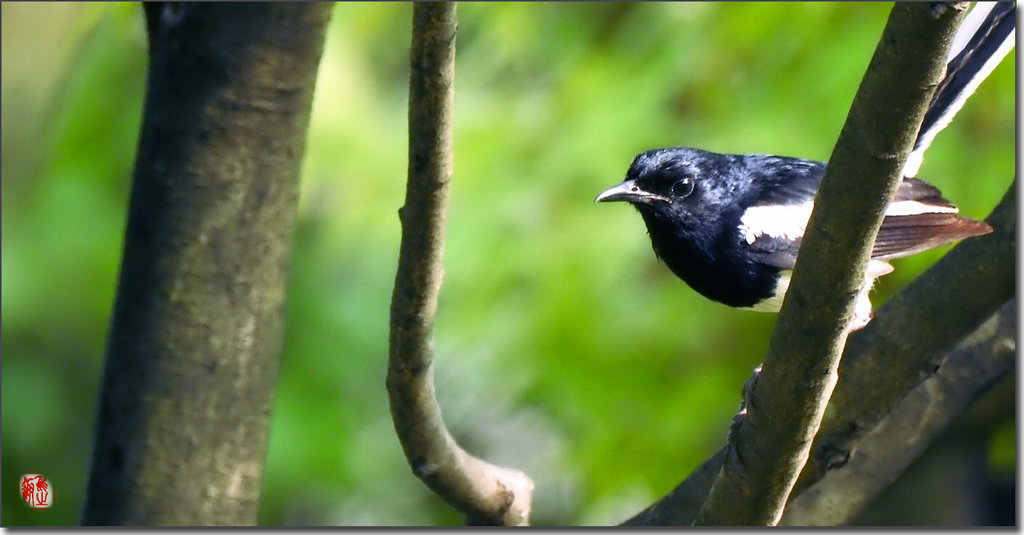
{"left": 596, "top": 2, "right": 1013, "bottom": 329}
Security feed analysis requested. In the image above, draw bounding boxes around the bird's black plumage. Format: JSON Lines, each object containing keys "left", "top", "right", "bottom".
{"left": 601, "top": 149, "right": 821, "bottom": 309}
{"left": 597, "top": 147, "right": 991, "bottom": 320}
{"left": 596, "top": 3, "right": 1011, "bottom": 328}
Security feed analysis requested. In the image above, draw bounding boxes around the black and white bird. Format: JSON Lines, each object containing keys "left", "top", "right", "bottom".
{"left": 596, "top": 2, "right": 1014, "bottom": 329}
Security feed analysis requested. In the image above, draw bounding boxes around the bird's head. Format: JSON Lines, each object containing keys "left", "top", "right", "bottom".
{"left": 596, "top": 147, "right": 737, "bottom": 232}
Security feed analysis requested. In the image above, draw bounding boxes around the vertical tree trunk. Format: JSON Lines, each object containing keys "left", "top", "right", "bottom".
{"left": 82, "top": 3, "right": 331, "bottom": 525}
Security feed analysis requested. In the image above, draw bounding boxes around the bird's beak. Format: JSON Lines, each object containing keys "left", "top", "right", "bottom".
{"left": 594, "top": 180, "right": 666, "bottom": 204}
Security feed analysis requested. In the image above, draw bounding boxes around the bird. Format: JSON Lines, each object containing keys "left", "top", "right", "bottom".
{"left": 595, "top": 2, "right": 1013, "bottom": 329}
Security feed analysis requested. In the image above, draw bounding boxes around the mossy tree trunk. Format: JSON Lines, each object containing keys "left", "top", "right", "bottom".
{"left": 82, "top": 3, "right": 332, "bottom": 526}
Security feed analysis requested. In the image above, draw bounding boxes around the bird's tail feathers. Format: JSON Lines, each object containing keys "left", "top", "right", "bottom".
{"left": 902, "top": 1, "right": 1015, "bottom": 178}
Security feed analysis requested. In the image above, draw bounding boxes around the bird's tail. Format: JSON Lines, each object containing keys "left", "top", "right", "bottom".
{"left": 902, "top": 1, "right": 1015, "bottom": 178}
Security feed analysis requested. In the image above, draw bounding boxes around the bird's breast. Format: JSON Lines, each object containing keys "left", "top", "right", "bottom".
{"left": 646, "top": 218, "right": 782, "bottom": 309}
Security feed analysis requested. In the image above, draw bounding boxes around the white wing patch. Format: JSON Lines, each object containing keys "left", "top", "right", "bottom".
{"left": 883, "top": 199, "right": 958, "bottom": 216}
{"left": 740, "top": 198, "right": 958, "bottom": 245}
{"left": 739, "top": 202, "right": 813, "bottom": 245}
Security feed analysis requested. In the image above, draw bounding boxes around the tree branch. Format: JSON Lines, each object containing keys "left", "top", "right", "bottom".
{"left": 691, "top": 2, "right": 969, "bottom": 526}
{"left": 625, "top": 180, "right": 1015, "bottom": 526}
{"left": 83, "top": 3, "right": 332, "bottom": 525}
{"left": 799, "top": 179, "right": 1016, "bottom": 492}
{"left": 386, "top": 3, "right": 534, "bottom": 526}
{"left": 781, "top": 298, "right": 1016, "bottom": 525}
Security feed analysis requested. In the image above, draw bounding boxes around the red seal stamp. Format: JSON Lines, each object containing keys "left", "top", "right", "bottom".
{"left": 20, "top": 474, "right": 52, "bottom": 509}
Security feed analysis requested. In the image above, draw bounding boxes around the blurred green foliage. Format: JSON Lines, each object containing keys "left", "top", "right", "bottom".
{"left": 1, "top": 2, "right": 1014, "bottom": 526}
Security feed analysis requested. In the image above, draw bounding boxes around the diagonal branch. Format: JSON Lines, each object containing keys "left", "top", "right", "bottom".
{"left": 692, "top": 2, "right": 970, "bottom": 526}
{"left": 623, "top": 178, "right": 1015, "bottom": 526}
{"left": 781, "top": 298, "right": 1016, "bottom": 525}
{"left": 798, "top": 179, "right": 1016, "bottom": 492}
{"left": 385, "top": 2, "right": 534, "bottom": 526}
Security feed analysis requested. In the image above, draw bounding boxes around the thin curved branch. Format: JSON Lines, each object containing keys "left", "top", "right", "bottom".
{"left": 692, "top": 2, "right": 969, "bottom": 526}
{"left": 386, "top": 2, "right": 534, "bottom": 526}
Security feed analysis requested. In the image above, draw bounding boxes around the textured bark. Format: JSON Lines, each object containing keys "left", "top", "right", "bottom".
{"left": 386, "top": 2, "right": 534, "bottom": 526}
{"left": 693, "top": 2, "right": 970, "bottom": 526}
{"left": 782, "top": 299, "right": 1016, "bottom": 525}
{"left": 625, "top": 180, "right": 1014, "bottom": 526}
{"left": 800, "top": 180, "right": 1016, "bottom": 492}
{"left": 83, "top": 3, "right": 331, "bottom": 526}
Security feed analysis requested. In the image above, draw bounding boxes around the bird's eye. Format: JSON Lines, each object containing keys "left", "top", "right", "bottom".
{"left": 671, "top": 177, "right": 695, "bottom": 198}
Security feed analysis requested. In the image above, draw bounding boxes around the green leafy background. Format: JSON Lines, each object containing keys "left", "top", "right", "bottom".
{"left": 1, "top": 2, "right": 1014, "bottom": 526}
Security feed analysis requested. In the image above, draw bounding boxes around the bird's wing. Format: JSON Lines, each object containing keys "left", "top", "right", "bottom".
{"left": 736, "top": 155, "right": 823, "bottom": 252}
{"left": 746, "top": 234, "right": 893, "bottom": 279}
{"left": 744, "top": 177, "right": 992, "bottom": 267}
{"left": 872, "top": 178, "right": 992, "bottom": 259}
{"left": 745, "top": 156, "right": 824, "bottom": 206}
{"left": 872, "top": 213, "right": 992, "bottom": 259}
{"left": 738, "top": 157, "right": 822, "bottom": 270}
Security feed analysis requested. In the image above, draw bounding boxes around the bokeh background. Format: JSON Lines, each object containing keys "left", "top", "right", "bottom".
{"left": 1, "top": 2, "right": 1014, "bottom": 526}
